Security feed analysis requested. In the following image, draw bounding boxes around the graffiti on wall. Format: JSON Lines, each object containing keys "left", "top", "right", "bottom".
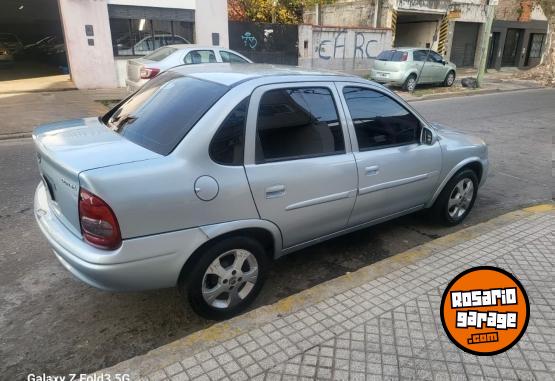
{"left": 315, "top": 30, "right": 380, "bottom": 60}
{"left": 298, "top": 25, "right": 393, "bottom": 73}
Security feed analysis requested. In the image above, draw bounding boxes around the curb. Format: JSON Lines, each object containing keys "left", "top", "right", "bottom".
{"left": 402, "top": 85, "right": 545, "bottom": 102}
{"left": 98, "top": 202, "right": 554, "bottom": 377}
{"left": 0, "top": 132, "right": 32, "bottom": 141}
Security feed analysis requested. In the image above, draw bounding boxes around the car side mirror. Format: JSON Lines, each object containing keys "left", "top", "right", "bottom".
{"left": 441, "top": 60, "right": 447, "bottom": 65}
{"left": 421, "top": 127, "right": 436, "bottom": 145}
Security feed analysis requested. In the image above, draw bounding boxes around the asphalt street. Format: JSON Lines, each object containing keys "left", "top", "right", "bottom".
{"left": 1, "top": 88, "right": 553, "bottom": 379}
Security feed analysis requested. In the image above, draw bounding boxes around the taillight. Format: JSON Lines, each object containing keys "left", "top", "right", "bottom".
{"left": 140, "top": 67, "right": 160, "bottom": 79}
{"left": 401, "top": 52, "right": 408, "bottom": 61}
{"left": 79, "top": 188, "right": 121, "bottom": 250}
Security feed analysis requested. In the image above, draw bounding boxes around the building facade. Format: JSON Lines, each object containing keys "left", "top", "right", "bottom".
{"left": 304, "top": 0, "right": 548, "bottom": 70}
{"left": 57, "top": 0, "right": 229, "bottom": 88}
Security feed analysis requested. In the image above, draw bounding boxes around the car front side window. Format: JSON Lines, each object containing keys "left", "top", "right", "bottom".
{"left": 343, "top": 87, "right": 421, "bottom": 151}
{"left": 255, "top": 87, "right": 345, "bottom": 163}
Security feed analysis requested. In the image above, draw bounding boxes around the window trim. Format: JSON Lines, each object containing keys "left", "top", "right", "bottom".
{"left": 336, "top": 83, "right": 429, "bottom": 153}
{"left": 244, "top": 82, "right": 352, "bottom": 166}
{"left": 209, "top": 97, "right": 250, "bottom": 166}
{"left": 220, "top": 50, "right": 250, "bottom": 63}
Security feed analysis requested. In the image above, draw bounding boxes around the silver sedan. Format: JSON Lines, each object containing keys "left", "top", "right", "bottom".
{"left": 33, "top": 64, "right": 488, "bottom": 319}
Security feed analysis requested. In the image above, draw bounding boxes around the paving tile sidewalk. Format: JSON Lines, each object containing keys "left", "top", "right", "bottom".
{"left": 97, "top": 206, "right": 554, "bottom": 381}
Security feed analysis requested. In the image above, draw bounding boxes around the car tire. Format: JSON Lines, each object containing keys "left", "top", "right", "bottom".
{"left": 180, "top": 236, "right": 269, "bottom": 320}
{"left": 402, "top": 74, "right": 417, "bottom": 92}
{"left": 443, "top": 70, "right": 456, "bottom": 87}
{"left": 430, "top": 169, "right": 478, "bottom": 226}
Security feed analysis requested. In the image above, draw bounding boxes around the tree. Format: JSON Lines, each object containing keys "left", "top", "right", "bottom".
{"left": 517, "top": 1, "right": 554, "bottom": 85}
{"left": 228, "top": 0, "right": 335, "bottom": 24}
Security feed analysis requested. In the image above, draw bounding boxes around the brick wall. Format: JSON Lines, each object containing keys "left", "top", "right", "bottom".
{"left": 495, "top": 0, "right": 533, "bottom": 21}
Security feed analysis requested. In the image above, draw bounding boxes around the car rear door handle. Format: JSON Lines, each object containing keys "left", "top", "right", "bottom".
{"left": 365, "top": 165, "right": 380, "bottom": 176}
{"left": 265, "top": 185, "right": 286, "bottom": 199}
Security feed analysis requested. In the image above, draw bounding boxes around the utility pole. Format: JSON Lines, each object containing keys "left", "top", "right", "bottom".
{"left": 476, "top": 0, "right": 497, "bottom": 87}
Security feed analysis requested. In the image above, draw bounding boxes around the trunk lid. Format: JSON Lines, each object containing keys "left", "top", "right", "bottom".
{"left": 33, "top": 117, "right": 159, "bottom": 235}
{"left": 373, "top": 60, "right": 404, "bottom": 73}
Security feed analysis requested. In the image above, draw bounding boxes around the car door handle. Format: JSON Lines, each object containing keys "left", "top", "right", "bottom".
{"left": 265, "top": 185, "right": 286, "bottom": 199}
{"left": 365, "top": 165, "right": 380, "bottom": 176}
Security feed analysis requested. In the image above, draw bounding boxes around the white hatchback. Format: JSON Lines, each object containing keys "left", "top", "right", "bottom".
{"left": 125, "top": 45, "right": 253, "bottom": 92}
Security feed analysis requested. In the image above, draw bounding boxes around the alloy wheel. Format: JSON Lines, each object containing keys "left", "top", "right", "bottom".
{"left": 201, "top": 249, "right": 259, "bottom": 309}
{"left": 448, "top": 178, "right": 474, "bottom": 219}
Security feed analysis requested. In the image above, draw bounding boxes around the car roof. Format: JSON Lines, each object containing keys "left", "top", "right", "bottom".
{"left": 168, "top": 63, "right": 362, "bottom": 87}
{"left": 167, "top": 44, "right": 228, "bottom": 50}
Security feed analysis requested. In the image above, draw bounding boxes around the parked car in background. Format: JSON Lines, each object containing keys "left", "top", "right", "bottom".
{"left": 0, "top": 42, "right": 14, "bottom": 66}
{"left": 115, "top": 33, "right": 191, "bottom": 56}
{"left": 0, "top": 33, "right": 24, "bottom": 55}
{"left": 370, "top": 48, "right": 457, "bottom": 92}
{"left": 34, "top": 64, "right": 487, "bottom": 319}
{"left": 125, "top": 45, "right": 252, "bottom": 92}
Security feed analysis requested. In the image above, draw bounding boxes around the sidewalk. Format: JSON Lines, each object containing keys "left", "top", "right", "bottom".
{"left": 0, "top": 88, "right": 127, "bottom": 139}
{"left": 96, "top": 204, "right": 554, "bottom": 381}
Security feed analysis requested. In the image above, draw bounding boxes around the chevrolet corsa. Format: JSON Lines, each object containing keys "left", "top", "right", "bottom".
{"left": 33, "top": 64, "right": 488, "bottom": 319}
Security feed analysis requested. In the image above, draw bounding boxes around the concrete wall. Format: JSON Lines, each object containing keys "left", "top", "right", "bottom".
{"left": 395, "top": 21, "right": 439, "bottom": 49}
{"left": 304, "top": 0, "right": 376, "bottom": 28}
{"left": 195, "top": 0, "right": 229, "bottom": 47}
{"left": 298, "top": 24, "right": 393, "bottom": 75}
{"left": 58, "top": 0, "right": 118, "bottom": 89}
{"left": 108, "top": 0, "right": 196, "bottom": 8}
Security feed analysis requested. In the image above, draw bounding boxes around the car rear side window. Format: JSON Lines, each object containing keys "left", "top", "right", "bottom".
{"left": 103, "top": 72, "right": 228, "bottom": 155}
{"left": 184, "top": 50, "right": 217, "bottom": 64}
{"left": 376, "top": 50, "right": 406, "bottom": 61}
{"left": 343, "top": 87, "right": 421, "bottom": 150}
{"left": 210, "top": 98, "right": 249, "bottom": 165}
{"left": 256, "top": 87, "right": 345, "bottom": 163}
{"left": 144, "top": 46, "right": 178, "bottom": 61}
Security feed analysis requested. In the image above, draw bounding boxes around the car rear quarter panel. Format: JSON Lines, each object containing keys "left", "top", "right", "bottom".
{"left": 79, "top": 86, "right": 262, "bottom": 239}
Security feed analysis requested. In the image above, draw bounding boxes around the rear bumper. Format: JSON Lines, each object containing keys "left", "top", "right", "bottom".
{"left": 34, "top": 182, "right": 208, "bottom": 291}
{"left": 370, "top": 69, "right": 406, "bottom": 86}
{"left": 125, "top": 79, "right": 147, "bottom": 93}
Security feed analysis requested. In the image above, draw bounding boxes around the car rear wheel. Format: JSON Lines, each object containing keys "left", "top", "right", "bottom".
{"left": 444, "top": 71, "right": 456, "bottom": 87}
{"left": 403, "top": 74, "right": 417, "bottom": 92}
{"left": 430, "top": 169, "right": 478, "bottom": 226}
{"left": 180, "top": 236, "right": 269, "bottom": 320}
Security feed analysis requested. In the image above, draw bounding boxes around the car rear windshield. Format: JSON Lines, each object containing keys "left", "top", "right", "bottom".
{"left": 102, "top": 72, "right": 228, "bottom": 155}
{"left": 376, "top": 50, "right": 406, "bottom": 61}
{"left": 144, "top": 46, "right": 178, "bottom": 62}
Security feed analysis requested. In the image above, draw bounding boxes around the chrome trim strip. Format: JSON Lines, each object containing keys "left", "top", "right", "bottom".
{"left": 285, "top": 189, "right": 356, "bottom": 211}
{"left": 358, "top": 172, "right": 434, "bottom": 196}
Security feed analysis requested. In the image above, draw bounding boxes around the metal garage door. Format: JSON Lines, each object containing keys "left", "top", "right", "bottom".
{"left": 450, "top": 22, "right": 480, "bottom": 67}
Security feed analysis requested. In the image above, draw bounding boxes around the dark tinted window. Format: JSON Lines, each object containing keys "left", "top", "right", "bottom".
{"left": 103, "top": 72, "right": 227, "bottom": 155}
{"left": 413, "top": 50, "right": 428, "bottom": 62}
{"left": 377, "top": 50, "right": 406, "bottom": 61}
{"left": 220, "top": 51, "right": 249, "bottom": 63}
{"left": 343, "top": 87, "right": 421, "bottom": 150}
{"left": 210, "top": 98, "right": 249, "bottom": 165}
{"left": 428, "top": 51, "right": 443, "bottom": 63}
{"left": 256, "top": 88, "right": 345, "bottom": 163}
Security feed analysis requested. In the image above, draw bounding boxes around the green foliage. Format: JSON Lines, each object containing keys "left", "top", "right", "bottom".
{"left": 229, "top": 0, "right": 336, "bottom": 24}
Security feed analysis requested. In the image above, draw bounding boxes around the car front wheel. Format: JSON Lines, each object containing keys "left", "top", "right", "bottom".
{"left": 431, "top": 169, "right": 478, "bottom": 226}
{"left": 444, "top": 71, "right": 456, "bottom": 87}
{"left": 181, "top": 236, "right": 268, "bottom": 320}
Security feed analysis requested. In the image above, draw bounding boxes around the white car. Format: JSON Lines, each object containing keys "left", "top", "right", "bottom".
{"left": 125, "top": 45, "right": 253, "bottom": 92}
